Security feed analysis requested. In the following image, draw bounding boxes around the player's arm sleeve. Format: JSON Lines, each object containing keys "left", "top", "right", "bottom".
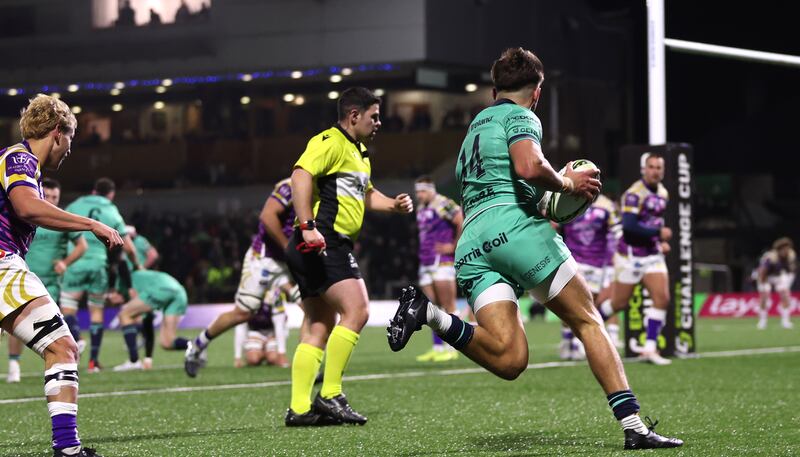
{"left": 440, "top": 198, "right": 461, "bottom": 222}
{"left": 109, "top": 208, "right": 128, "bottom": 235}
{"left": 622, "top": 213, "right": 659, "bottom": 237}
{"left": 137, "top": 236, "right": 152, "bottom": 251}
{"left": 294, "top": 139, "right": 341, "bottom": 177}
{"left": 270, "top": 182, "right": 292, "bottom": 208}
{"left": 621, "top": 192, "right": 641, "bottom": 215}
{"left": 1, "top": 152, "right": 39, "bottom": 194}
{"left": 504, "top": 111, "right": 542, "bottom": 147}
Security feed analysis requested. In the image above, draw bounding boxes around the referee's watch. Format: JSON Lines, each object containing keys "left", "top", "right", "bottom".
{"left": 299, "top": 220, "right": 317, "bottom": 231}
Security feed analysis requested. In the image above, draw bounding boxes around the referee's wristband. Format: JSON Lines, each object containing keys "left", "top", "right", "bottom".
{"left": 299, "top": 220, "right": 317, "bottom": 231}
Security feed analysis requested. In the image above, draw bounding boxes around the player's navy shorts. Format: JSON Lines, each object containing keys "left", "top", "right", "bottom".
{"left": 285, "top": 228, "right": 362, "bottom": 299}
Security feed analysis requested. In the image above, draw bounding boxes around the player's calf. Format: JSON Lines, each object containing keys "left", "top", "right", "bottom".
{"left": 9, "top": 298, "right": 100, "bottom": 456}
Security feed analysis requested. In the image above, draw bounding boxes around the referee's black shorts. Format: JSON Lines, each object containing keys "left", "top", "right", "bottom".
{"left": 285, "top": 228, "right": 362, "bottom": 299}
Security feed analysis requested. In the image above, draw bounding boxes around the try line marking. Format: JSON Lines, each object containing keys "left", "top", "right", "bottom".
{"left": 1, "top": 345, "right": 798, "bottom": 405}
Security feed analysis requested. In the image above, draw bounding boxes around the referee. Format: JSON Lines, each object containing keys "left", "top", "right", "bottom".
{"left": 285, "top": 87, "right": 413, "bottom": 426}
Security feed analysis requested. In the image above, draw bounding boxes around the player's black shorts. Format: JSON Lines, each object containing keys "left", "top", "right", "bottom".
{"left": 285, "top": 229, "right": 362, "bottom": 299}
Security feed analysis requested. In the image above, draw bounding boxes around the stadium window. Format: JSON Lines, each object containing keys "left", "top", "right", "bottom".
{"left": 92, "top": 0, "right": 211, "bottom": 28}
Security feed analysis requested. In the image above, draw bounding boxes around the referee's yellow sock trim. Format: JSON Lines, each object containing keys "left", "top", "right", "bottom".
{"left": 290, "top": 343, "right": 324, "bottom": 414}
{"left": 321, "top": 325, "right": 360, "bottom": 399}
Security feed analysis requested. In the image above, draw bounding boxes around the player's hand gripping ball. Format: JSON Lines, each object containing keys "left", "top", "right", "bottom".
{"left": 538, "top": 159, "right": 600, "bottom": 224}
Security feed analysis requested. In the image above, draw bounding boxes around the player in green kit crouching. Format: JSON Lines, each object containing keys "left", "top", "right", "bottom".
{"left": 6, "top": 178, "right": 87, "bottom": 383}
{"left": 111, "top": 269, "right": 189, "bottom": 371}
{"left": 388, "top": 48, "right": 683, "bottom": 450}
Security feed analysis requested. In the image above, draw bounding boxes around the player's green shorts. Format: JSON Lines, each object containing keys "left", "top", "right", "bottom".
{"left": 140, "top": 287, "right": 188, "bottom": 316}
{"left": 38, "top": 275, "right": 61, "bottom": 303}
{"left": 61, "top": 263, "right": 108, "bottom": 296}
{"left": 454, "top": 204, "right": 571, "bottom": 308}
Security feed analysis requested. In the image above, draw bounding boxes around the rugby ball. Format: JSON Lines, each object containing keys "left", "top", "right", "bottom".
{"left": 538, "top": 159, "right": 600, "bottom": 224}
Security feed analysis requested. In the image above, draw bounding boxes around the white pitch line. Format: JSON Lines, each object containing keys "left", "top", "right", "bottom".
{"left": 1, "top": 345, "right": 798, "bottom": 405}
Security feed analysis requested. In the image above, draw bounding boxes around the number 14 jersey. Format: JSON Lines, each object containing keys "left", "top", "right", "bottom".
{"left": 455, "top": 99, "right": 545, "bottom": 227}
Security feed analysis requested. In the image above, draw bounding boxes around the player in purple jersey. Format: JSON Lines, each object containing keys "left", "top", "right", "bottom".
{"left": 233, "top": 288, "right": 290, "bottom": 368}
{"left": 0, "top": 94, "right": 123, "bottom": 457}
{"left": 184, "top": 178, "right": 299, "bottom": 377}
{"left": 599, "top": 153, "right": 673, "bottom": 365}
{"left": 414, "top": 176, "right": 463, "bottom": 362}
{"left": 755, "top": 237, "right": 796, "bottom": 329}
{"left": 559, "top": 194, "right": 620, "bottom": 359}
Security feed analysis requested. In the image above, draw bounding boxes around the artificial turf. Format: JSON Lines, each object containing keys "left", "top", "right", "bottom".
{"left": 1, "top": 317, "right": 798, "bottom": 456}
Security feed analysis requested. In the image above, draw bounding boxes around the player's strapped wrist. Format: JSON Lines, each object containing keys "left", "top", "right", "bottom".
{"left": 560, "top": 176, "right": 575, "bottom": 194}
{"left": 299, "top": 219, "right": 317, "bottom": 231}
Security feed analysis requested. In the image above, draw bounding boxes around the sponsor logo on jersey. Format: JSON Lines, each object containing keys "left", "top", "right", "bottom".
{"left": 463, "top": 186, "right": 496, "bottom": 211}
{"left": 481, "top": 232, "right": 508, "bottom": 253}
{"left": 522, "top": 255, "right": 551, "bottom": 280}
{"left": 469, "top": 116, "right": 493, "bottom": 132}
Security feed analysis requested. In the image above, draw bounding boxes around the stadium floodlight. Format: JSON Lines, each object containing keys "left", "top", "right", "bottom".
{"left": 291, "top": 71, "right": 303, "bottom": 79}
{"left": 283, "top": 93, "right": 295, "bottom": 102}
{"left": 67, "top": 84, "right": 79, "bottom": 92}
{"left": 155, "top": 86, "right": 167, "bottom": 94}
{"left": 112, "top": 103, "right": 123, "bottom": 112}
{"left": 465, "top": 83, "right": 478, "bottom": 92}
{"left": 327, "top": 91, "right": 339, "bottom": 100}
{"left": 241, "top": 74, "right": 253, "bottom": 82}
{"left": 71, "top": 106, "right": 82, "bottom": 114}
{"left": 161, "top": 78, "right": 173, "bottom": 87}
{"left": 330, "top": 74, "right": 343, "bottom": 83}
{"left": 110, "top": 88, "right": 121, "bottom": 96}
{"left": 154, "top": 101, "right": 165, "bottom": 110}
{"left": 294, "top": 95, "right": 305, "bottom": 105}
{"left": 240, "top": 96, "right": 251, "bottom": 105}
{"left": 51, "top": 92, "right": 61, "bottom": 99}
{"left": 341, "top": 67, "right": 353, "bottom": 76}
{"left": 374, "top": 88, "right": 385, "bottom": 97}
{"left": 7, "top": 88, "right": 18, "bottom": 96}
{"left": 114, "top": 81, "right": 126, "bottom": 90}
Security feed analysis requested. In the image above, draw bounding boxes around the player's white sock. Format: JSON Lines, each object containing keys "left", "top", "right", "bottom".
{"left": 607, "top": 323, "right": 620, "bottom": 340}
{"left": 600, "top": 299, "right": 614, "bottom": 320}
{"left": 621, "top": 414, "right": 649, "bottom": 435}
{"left": 426, "top": 303, "right": 452, "bottom": 334}
{"left": 780, "top": 306, "right": 791, "bottom": 321}
{"left": 195, "top": 329, "right": 213, "bottom": 350}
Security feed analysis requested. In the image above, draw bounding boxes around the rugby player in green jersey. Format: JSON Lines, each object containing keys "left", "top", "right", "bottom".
{"left": 389, "top": 48, "right": 682, "bottom": 450}
{"left": 60, "top": 178, "right": 139, "bottom": 372}
{"left": 6, "top": 178, "right": 87, "bottom": 383}
{"left": 109, "top": 269, "right": 189, "bottom": 371}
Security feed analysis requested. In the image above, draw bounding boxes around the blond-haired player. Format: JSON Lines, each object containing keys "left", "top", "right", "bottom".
{"left": 1, "top": 94, "right": 122, "bottom": 457}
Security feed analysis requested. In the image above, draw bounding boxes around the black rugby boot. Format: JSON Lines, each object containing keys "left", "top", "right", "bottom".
{"left": 624, "top": 417, "right": 684, "bottom": 450}
{"left": 387, "top": 286, "right": 430, "bottom": 352}
{"left": 312, "top": 393, "right": 368, "bottom": 425}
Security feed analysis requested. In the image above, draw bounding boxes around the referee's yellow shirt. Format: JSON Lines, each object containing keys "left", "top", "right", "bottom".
{"left": 294, "top": 125, "right": 373, "bottom": 241}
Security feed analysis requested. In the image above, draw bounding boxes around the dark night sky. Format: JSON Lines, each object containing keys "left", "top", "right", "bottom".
{"left": 659, "top": 3, "right": 800, "bottom": 178}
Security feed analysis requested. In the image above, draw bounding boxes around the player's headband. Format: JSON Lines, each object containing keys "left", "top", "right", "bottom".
{"left": 640, "top": 152, "right": 651, "bottom": 170}
{"left": 415, "top": 183, "right": 436, "bottom": 192}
